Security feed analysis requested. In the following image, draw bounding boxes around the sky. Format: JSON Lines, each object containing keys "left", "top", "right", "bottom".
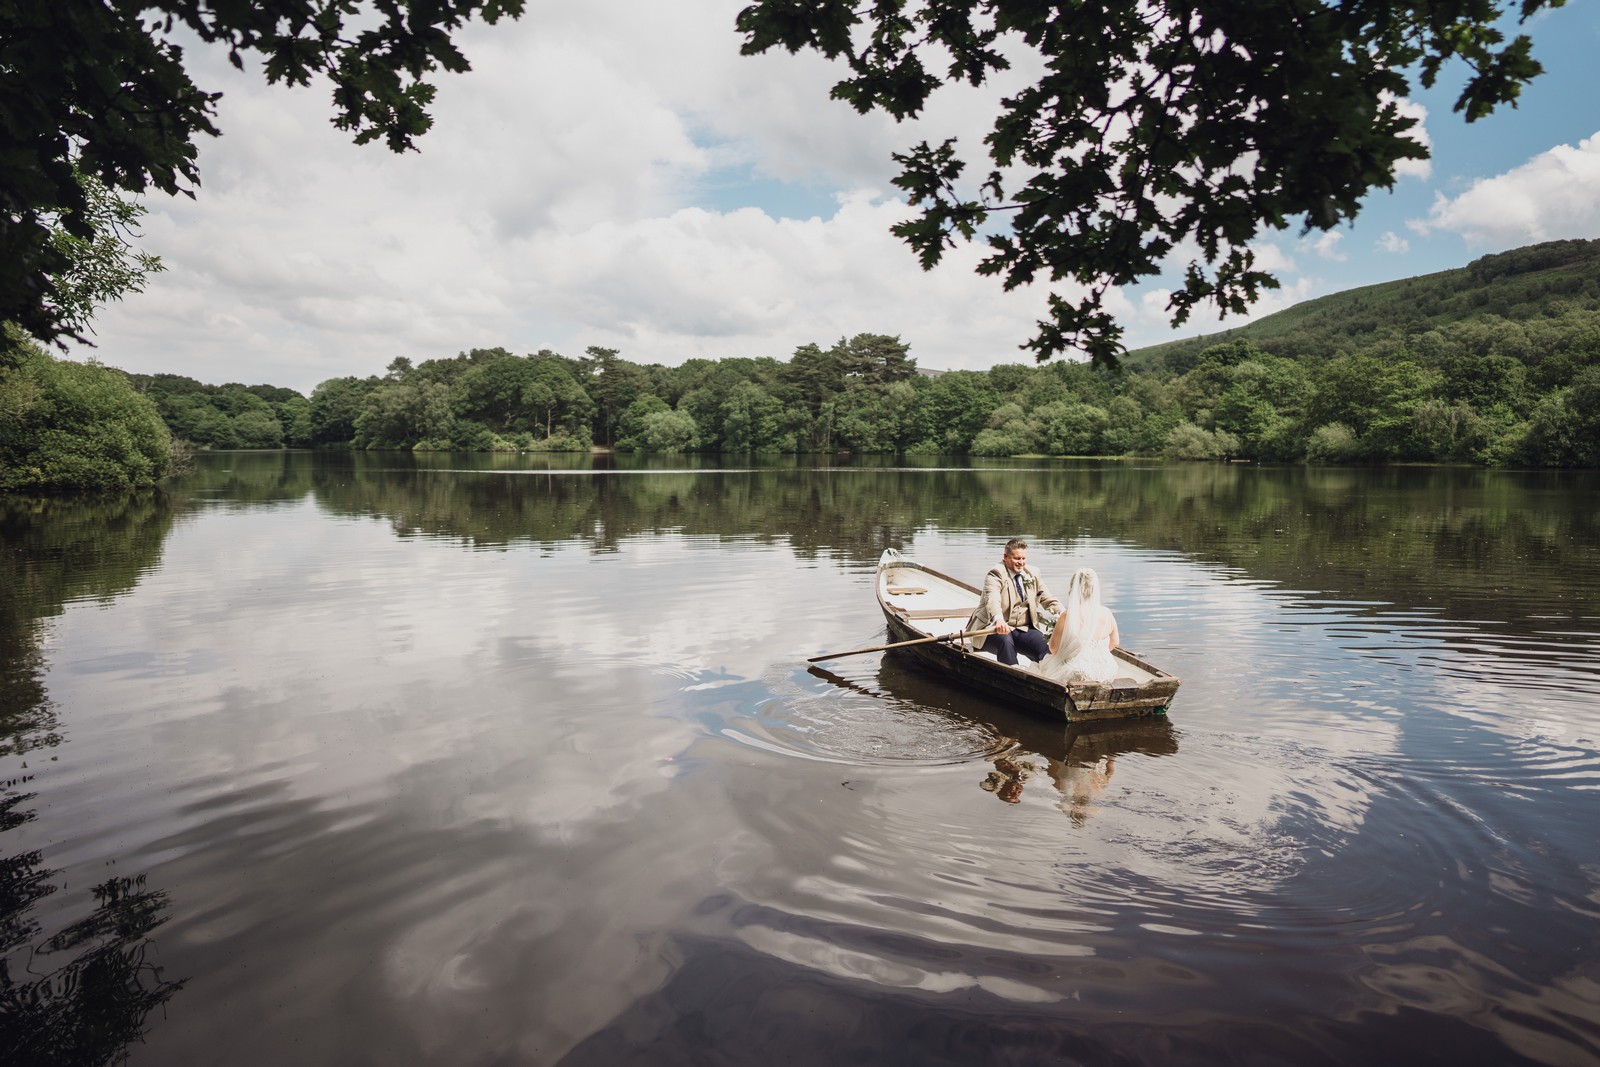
{"left": 66, "top": 0, "right": 1600, "bottom": 395}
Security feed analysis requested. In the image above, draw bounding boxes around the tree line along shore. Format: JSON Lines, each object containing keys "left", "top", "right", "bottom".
{"left": 3, "top": 240, "right": 1598, "bottom": 492}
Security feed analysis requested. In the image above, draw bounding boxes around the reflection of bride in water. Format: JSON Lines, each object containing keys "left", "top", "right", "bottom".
{"left": 800, "top": 649, "right": 1175, "bottom": 822}
{"left": 980, "top": 718, "right": 1177, "bottom": 823}
{"left": 1051, "top": 753, "right": 1117, "bottom": 826}
{"left": 980, "top": 754, "right": 1116, "bottom": 822}
{"left": 1038, "top": 567, "right": 1120, "bottom": 683}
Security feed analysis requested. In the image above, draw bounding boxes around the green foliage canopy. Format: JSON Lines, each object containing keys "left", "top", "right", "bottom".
{"left": 41, "top": 171, "right": 167, "bottom": 339}
{"left": 737, "top": 0, "right": 1561, "bottom": 366}
{"left": 1, "top": 0, "right": 526, "bottom": 348}
{"left": 53, "top": 240, "right": 1600, "bottom": 470}
{"left": 1, "top": 333, "right": 171, "bottom": 491}
{"left": 130, "top": 372, "right": 311, "bottom": 448}
{"left": 642, "top": 409, "right": 702, "bottom": 453}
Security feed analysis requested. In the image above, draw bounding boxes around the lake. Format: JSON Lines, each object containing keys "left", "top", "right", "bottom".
{"left": 2, "top": 452, "right": 1598, "bottom": 1066}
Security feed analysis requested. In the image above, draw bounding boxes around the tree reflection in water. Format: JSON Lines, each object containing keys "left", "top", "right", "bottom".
{"left": 0, "top": 849, "right": 186, "bottom": 1066}
{"left": 2, "top": 453, "right": 1595, "bottom": 1063}
{"left": 0, "top": 493, "right": 186, "bottom": 1066}
{"left": 287, "top": 452, "right": 1600, "bottom": 659}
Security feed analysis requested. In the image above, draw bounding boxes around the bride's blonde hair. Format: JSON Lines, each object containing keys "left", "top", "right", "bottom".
{"left": 1053, "top": 568, "right": 1102, "bottom": 664}
{"left": 1066, "top": 568, "right": 1101, "bottom": 612}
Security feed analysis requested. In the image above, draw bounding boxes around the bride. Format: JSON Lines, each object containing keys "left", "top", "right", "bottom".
{"left": 1038, "top": 568, "right": 1120, "bottom": 683}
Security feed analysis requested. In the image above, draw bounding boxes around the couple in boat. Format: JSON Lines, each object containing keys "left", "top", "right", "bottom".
{"left": 970, "top": 537, "right": 1120, "bottom": 683}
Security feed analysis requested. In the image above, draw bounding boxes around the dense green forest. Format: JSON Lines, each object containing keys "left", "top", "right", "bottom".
{"left": 0, "top": 329, "right": 172, "bottom": 492}
{"left": 5, "top": 240, "right": 1599, "bottom": 492}
{"left": 125, "top": 239, "right": 1597, "bottom": 469}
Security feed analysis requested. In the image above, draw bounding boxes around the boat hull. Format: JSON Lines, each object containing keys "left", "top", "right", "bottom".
{"left": 876, "top": 558, "right": 1180, "bottom": 723}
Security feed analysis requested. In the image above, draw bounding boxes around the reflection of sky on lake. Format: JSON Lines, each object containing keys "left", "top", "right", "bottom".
{"left": 11, "top": 478, "right": 1599, "bottom": 1064}
{"left": 695, "top": 530, "right": 1418, "bottom": 1010}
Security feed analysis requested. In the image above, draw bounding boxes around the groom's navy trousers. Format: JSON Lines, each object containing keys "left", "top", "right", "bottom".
{"left": 983, "top": 627, "right": 1048, "bottom": 666}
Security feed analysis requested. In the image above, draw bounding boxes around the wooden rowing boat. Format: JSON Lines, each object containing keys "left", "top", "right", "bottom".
{"left": 875, "top": 550, "right": 1180, "bottom": 723}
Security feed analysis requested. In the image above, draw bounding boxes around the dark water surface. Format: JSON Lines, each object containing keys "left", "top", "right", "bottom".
{"left": 3, "top": 453, "right": 1598, "bottom": 1066}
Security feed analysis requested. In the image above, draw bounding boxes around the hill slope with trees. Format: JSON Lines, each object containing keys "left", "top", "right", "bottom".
{"left": 1120, "top": 238, "right": 1600, "bottom": 465}
{"left": 281, "top": 238, "right": 1599, "bottom": 468}
{"left": 1130, "top": 238, "right": 1600, "bottom": 374}
{"left": 8, "top": 239, "right": 1596, "bottom": 490}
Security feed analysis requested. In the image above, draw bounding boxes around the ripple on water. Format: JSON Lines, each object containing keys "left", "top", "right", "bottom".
{"left": 718, "top": 661, "right": 1013, "bottom": 766}
{"left": 706, "top": 721, "right": 1563, "bottom": 1021}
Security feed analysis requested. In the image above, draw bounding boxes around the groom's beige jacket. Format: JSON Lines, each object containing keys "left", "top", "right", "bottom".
{"left": 971, "top": 564, "right": 1062, "bottom": 632}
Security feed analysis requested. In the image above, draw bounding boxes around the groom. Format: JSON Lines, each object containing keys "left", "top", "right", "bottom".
{"left": 972, "top": 538, "right": 1062, "bottom": 666}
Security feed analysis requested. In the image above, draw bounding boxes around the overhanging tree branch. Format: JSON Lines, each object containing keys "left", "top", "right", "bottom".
{"left": 738, "top": 0, "right": 1560, "bottom": 367}
{"left": 1, "top": 0, "right": 526, "bottom": 351}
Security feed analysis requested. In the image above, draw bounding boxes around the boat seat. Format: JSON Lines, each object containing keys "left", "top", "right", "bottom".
{"left": 893, "top": 607, "right": 976, "bottom": 620}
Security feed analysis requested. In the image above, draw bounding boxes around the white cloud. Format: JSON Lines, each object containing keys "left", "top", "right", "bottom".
{"left": 1249, "top": 242, "right": 1298, "bottom": 274}
{"left": 1137, "top": 289, "right": 1178, "bottom": 325}
{"left": 1307, "top": 231, "right": 1348, "bottom": 261}
{"left": 71, "top": 1, "right": 1555, "bottom": 392}
{"left": 1415, "top": 131, "right": 1600, "bottom": 246}
{"left": 1390, "top": 96, "right": 1433, "bottom": 180}
{"left": 1377, "top": 231, "right": 1410, "bottom": 254}
{"left": 70, "top": 2, "right": 1072, "bottom": 391}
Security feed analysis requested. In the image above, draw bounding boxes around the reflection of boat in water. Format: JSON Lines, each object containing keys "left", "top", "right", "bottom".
{"left": 982, "top": 715, "right": 1179, "bottom": 817}
{"left": 875, "top": 551, "right": 1180, "bottom": 723}
{"left": 807, "top": 657, "right": 1178, "bottom": 818}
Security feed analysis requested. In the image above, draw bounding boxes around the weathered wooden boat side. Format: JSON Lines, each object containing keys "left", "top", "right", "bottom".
{"left": 875, "top": 555, "right": 1180, "bottom": 723}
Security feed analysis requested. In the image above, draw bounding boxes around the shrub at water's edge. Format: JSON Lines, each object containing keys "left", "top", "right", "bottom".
{"left": 1, "top": 332, "right": 170, "bottom": 492}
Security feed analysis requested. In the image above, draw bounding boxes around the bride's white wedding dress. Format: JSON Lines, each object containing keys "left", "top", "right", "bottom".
{"left": 1039, "top": 615, "right": 1118, "bottom": 683}
{"left": 1037, "top": 568, "right": 1119, "bottom": 683}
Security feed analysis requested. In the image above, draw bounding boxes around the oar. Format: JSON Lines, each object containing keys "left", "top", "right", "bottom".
{"left": 807, "top": 627, "right": 996, "bottom": 663}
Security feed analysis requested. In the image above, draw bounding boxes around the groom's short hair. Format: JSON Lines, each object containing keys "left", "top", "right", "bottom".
{"left": 1004, "top": 537, "right": 1028, "bottom": 554}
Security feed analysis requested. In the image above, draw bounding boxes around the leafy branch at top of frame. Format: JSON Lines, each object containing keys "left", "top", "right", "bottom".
{"left": 152, "top": 0, "right": 528, "bottom": 152}
{"left": 1, "top": 0, "right": 529, "bottom": 350}
{"left": 736, "top": 0, "right": 1564, "bottom": 367}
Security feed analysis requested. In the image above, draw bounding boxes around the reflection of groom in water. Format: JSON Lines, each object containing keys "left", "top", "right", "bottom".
{"left": 972, "top": 537, "right": 1063, "bottom": 666}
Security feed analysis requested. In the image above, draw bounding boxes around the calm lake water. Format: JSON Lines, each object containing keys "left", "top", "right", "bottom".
{"left": 3, "top": 452, "right": 1598, "bottom": 1066}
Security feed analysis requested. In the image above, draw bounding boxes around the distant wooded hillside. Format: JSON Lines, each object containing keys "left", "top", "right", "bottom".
{"left": 100, "top": 240, "right": 1600, "bottom": 473}
{"left": 1127, "top": 238, "right": 1600, "bottom": 377}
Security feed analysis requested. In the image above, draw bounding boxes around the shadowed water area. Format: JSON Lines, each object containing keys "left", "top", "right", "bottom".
{"left": 2, "top": 453, "right": 1597, "bottom": 1066}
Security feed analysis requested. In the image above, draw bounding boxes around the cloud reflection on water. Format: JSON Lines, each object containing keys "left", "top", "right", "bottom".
{"left": 5, "top": 458, "right": 1598, "bottom": 1065}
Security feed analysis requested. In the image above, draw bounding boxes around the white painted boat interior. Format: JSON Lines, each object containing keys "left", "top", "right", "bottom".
{"left": 880, "top": 564, "right": 977, "bottom": 639}
{"left": 879, "top": 563, "right": 1156, "bottom": 684}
